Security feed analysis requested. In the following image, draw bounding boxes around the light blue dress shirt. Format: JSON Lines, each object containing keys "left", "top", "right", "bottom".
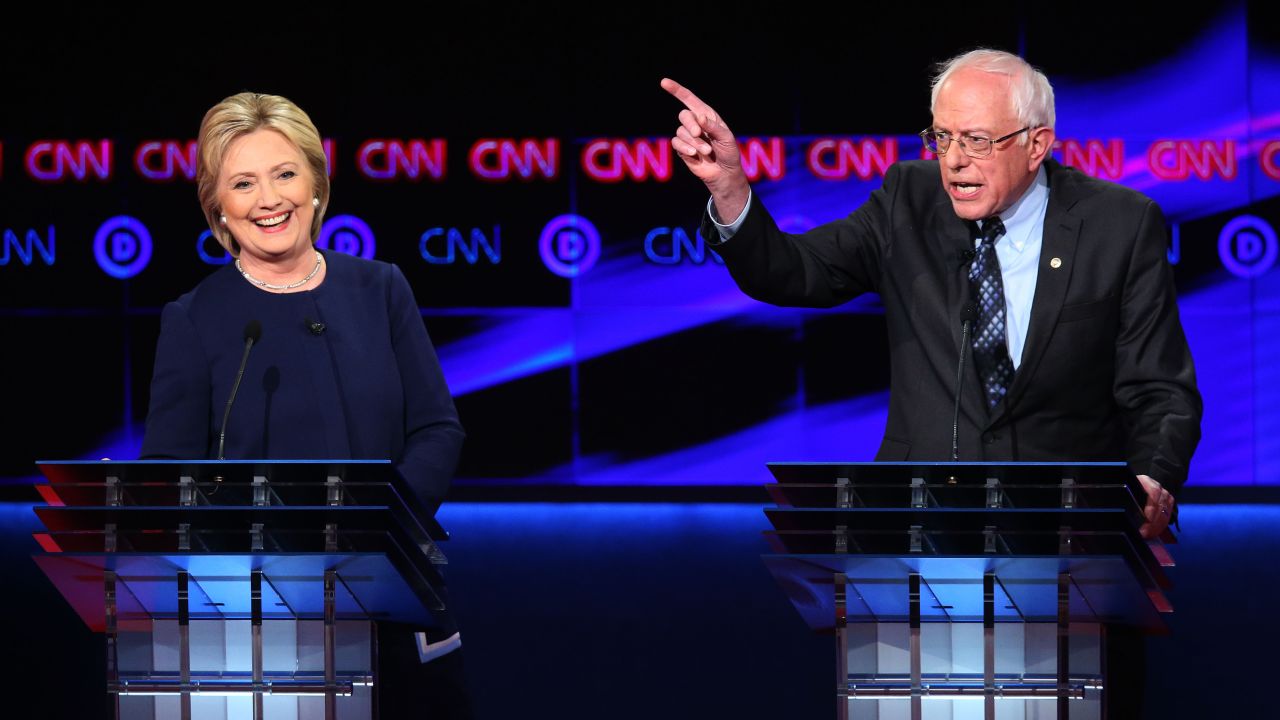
{"left": 980, "top": 165, "right": 1048, "bottom": 369}
{"left": 710, "top": 164, "right": 1050, "bottom": 369}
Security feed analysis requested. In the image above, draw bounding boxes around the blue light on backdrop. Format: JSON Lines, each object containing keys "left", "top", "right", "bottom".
{"left": 5, "top": 6, "right": 1280, "bottom": 488}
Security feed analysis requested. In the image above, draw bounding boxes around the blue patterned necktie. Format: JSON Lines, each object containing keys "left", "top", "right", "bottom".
{"left": 969, "top": 217, "right": 1015, "bottom": 409}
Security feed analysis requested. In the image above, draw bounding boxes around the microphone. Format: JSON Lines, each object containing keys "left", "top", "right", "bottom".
{"left": 952, "top": 303, "right": 977, "bottom": 463}
{"left": 217, "top": 320, "right": 262, "bottom": 460}
{"left": 305, "top": 317, "right": 326, "bottom": 336}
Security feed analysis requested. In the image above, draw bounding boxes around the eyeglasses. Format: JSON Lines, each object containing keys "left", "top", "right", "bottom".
{"left": 919, "top": 127, "right": 1031, "bottom": 158}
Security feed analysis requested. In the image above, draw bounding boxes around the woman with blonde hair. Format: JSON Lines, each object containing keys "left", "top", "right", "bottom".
{"left": 140, "top": 91, "right": 471, "bottom": 716}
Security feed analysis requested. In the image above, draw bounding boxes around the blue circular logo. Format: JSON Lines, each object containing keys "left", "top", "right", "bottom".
{"left": 317, "top": 215, "right": 376, "bottom": 259}
{"left": 196, "top": 230, "right": 232, "bottom": 265}
{"left": 538, "top": 214, "right": 600, "bottom": 278}
{"left": 93, "top": 216, "right": 153, "bottom": 279}
{"left": 1219, "top": 215, "right": 1278, "bottom": 278}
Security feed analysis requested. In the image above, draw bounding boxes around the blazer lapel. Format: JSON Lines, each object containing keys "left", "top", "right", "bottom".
{"left": 928, "top": 199, "right": 977, "bottom": 348}
{"left": 999, "top": 163, "right": 1082, "bottom": 418}
{"left": 927, "top": 198, "right": 987, "bottom": 423}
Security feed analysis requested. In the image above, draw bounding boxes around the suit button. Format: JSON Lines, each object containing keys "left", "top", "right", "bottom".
{"left": 984, "top": 433, "right": 1001, "bottom": 445}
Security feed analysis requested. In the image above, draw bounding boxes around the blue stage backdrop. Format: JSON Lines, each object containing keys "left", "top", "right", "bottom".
{"left": 2, "top": 4, "right": 1276, "bottom": 487}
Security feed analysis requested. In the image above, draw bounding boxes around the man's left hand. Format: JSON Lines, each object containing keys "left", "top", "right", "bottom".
{"left": 1137, "top": 474, "right": 1174, "bottom": 539}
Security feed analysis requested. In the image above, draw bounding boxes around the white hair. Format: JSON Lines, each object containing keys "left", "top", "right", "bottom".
{"left": 930, "top": 49, "right": 1056, "bottom": 139}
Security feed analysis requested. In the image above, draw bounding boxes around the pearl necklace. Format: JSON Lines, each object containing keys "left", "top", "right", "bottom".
{"left": 236, "top": 251, "right": 323, "bottom": 291}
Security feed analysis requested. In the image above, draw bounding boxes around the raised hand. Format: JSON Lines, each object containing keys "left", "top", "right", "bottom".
{"left": 661, "top": 78, "right": 751, "bottom": 222}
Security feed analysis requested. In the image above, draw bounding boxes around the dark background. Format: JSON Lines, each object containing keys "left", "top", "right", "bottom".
{"left": 1, "top": 1, "right": 1254, "bottom": 485}
{"left": 4, "top": 2, "right": 1279, "bottom": 717}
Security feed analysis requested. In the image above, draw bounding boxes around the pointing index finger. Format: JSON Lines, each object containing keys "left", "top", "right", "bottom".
{"left": 661, "top": 77, "right": 711, "bottom": 116}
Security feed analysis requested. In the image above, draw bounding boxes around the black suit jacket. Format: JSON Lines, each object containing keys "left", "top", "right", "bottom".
{"left": 704, "top": 159, "right": 1202, "bottom": 492}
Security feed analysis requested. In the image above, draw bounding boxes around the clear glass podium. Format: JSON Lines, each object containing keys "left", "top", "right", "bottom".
{"left": 762, "top": 462, "right": 1174, "bottom": 720}
{"left": 29, "top": 460, "right": 451, "bottom": 720}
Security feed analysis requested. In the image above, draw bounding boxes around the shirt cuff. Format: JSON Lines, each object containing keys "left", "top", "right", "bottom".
{"left": 708, "top": 191, "right": 753, "bottom": 241}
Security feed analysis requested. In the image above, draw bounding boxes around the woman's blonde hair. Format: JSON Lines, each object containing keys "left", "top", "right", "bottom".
{"left": 196, "top": 92, "right": 330, "bottom": 255}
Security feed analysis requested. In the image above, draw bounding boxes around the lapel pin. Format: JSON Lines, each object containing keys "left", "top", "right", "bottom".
{"left": 1050, "top": 257, "right": 1062, "bottom": 269}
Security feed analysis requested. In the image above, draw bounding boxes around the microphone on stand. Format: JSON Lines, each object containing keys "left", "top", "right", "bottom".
{"left": 217, "top": 320, "right": 262, "bottom": 461}
{"left": 952, "top": 303, "right": 977, "bottom": 464}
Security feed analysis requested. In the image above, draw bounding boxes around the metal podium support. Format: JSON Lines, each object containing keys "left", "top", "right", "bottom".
{"left": 765, "top": 462, "right": 1173, "bottom": 720}
{"left": 30, "top": 459, "right": 453, "bottom": 720}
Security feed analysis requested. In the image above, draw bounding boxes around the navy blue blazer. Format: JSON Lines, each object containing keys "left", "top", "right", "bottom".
{"left": 139, "top": 250, "right": 464, "bottom": 508}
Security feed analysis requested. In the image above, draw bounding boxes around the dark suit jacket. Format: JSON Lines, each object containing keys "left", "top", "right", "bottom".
{"left": 139, "top": 251, "right": 465, "bottom": 510}
{"left": 704, "top": 159, "right": 1201, "bottom": 492}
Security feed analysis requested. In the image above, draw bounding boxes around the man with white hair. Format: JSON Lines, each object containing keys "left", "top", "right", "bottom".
{"left": 662, "top": 49, "right": 1199, "bottom": 537}
{"left": 663, "top": 47, "right": 1201, "bottom": 714}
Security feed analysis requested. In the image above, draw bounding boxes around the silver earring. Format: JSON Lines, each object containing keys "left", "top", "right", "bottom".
{"left": 312, "top": 197, "right": 320, "bottom": 208}
{"left": 219, "top": 215, "right": 227, "bottom": 225}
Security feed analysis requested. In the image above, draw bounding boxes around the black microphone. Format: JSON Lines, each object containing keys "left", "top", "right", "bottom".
{"left": 305, "top": 317, "right": 326, "bottom": 336}
{"left": 952, "top": 303, "right": 977, "bottom": 462}
{"left": 217, "top": 320, "right": 262, "bottom": 460}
